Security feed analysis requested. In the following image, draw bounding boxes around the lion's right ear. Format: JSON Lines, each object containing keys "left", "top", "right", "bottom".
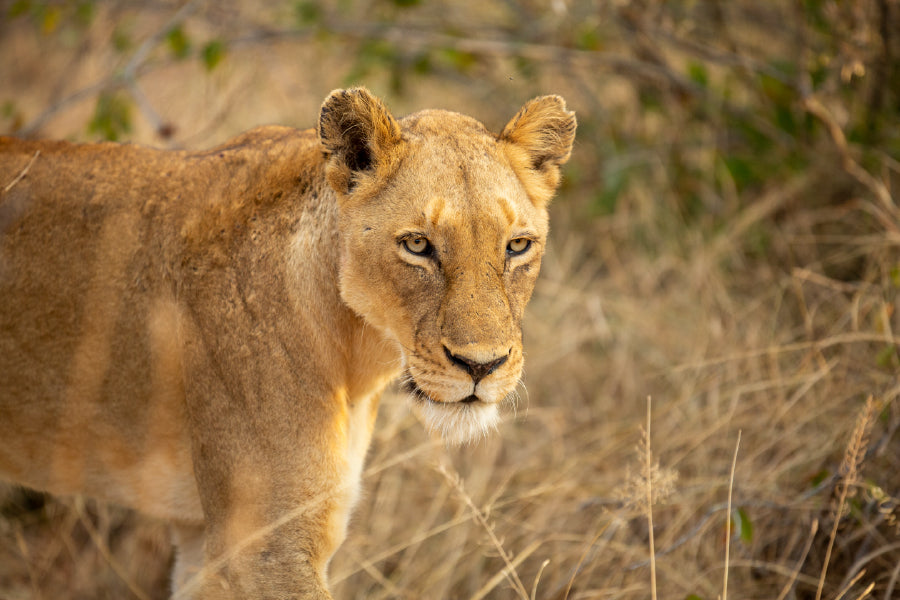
{"left": 499, "top": 95, "right": 576, "bottom": 207}
{"left": 318, "top": 87, "right": 402, "bottom": 195}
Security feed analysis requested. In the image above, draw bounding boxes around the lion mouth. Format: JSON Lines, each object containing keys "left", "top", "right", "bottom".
{"left": 401, "top": 376, "right": 481, "bottom": 405}
{"left": 400, "top": 367, "right": 503, "bottom": 444}
{"left": 402, "top": 374, "right": 500, "bottom": 445}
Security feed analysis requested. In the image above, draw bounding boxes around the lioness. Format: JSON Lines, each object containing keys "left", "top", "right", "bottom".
{"left": 0, "top": 87, "right": 575, "bottom": 598}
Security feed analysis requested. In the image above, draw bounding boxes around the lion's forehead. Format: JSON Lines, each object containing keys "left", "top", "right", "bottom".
{"left": 397, "top": 142, "right": 543, "bottom": 226}
{"left": 407, "top": 144, "right": 514, "bottom": 185}
{"left": 430, "top": 195, "right": 527, "bottom": 234}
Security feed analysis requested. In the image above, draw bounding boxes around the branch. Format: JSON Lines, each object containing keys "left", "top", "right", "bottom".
{"left": 20, "top": 80, "right": 112, "bottom": 137}
{"left": 122, "top": 0, "right": 200, "bottom": 80}
{"left": 19, "top": 0, "right": 200, "bottom": 138}
{"left": 322, "top": 21, "right": 705, "bottom": 98}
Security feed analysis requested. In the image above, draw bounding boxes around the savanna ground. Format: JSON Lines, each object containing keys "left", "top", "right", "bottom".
{"left": 1, "top": 1, "right": 898, "bottom": 599}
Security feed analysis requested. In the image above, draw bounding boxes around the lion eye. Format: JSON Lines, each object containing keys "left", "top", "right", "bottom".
{"left": 402, "top": 236, "right": 431, "bottom": 256}
{"left": 507, "top": 238, "right": 531, "bottom": 256}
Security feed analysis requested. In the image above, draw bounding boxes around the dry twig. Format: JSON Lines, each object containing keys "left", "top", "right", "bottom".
{"left": 722, "top": 430, "right": 742, "bottom": 600}
{"left": 2, "top": 150, "right": 40, "bottom": 194}
{"left": 437, "top": 463, "right": 530, "bottom": 600}
{"left": 803, "top": 96, "right": 899, "bottom": 232}
{"left": 645, "top": 397, "right": 658, "bottom": 600}
{"left": 775, "top": 520, "right": 819, "bottom": 600}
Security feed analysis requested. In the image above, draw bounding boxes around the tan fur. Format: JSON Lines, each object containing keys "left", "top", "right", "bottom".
{"left": 0, "top": 88, "right": 575, "bottom": 599}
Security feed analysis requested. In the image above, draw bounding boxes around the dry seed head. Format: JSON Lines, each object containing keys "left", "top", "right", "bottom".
{"left": 615, "top": 427, "right": 679, "bottom": 510}
{"left": 839, "top": 396, "right": 877, "bottom": 486}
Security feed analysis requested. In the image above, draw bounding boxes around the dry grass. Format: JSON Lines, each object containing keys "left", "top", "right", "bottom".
{"left": 1, "top": 2, "right": 898, "bottom": 599}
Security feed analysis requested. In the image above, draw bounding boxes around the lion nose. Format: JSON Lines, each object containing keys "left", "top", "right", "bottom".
{"left": 443, "top": 347, "right": 509, "bottom": 384}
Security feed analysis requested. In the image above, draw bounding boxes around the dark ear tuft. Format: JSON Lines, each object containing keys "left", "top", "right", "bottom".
{"left": 346, "top": 141, "right": 373, "bottom": 173}
{"left": 318, "top": 87, "right": 401, "bottom": 194}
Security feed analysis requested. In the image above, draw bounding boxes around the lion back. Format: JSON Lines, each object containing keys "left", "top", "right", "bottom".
{"left": 0, "top": 129, "right": 323, "bottom": 520}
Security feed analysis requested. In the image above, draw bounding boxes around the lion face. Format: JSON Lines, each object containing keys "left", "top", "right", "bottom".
{"left": 319, "top": 89, "right": 575, "bottom": 444}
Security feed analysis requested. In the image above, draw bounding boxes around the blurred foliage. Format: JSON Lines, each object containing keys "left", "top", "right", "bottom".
{"left": 87, "top": 90, "right": 132, "bottom": 141}
{"left": 165, "top": 24, "right": 191, "bottom": 60}
{"left": 4, "top": 0, "right": 897, "bottom": 233}
{"left": 200, "top": 39, "right": 226, "bottom": 71}
{"left": 7, "top": 0, "right": 95, "bottom": 31}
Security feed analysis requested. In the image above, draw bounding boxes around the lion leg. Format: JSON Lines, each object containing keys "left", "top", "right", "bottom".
{"left": 176, "top": 281, "right": 379, "bottom": 598}
{"left": 180, "top": 393, "right": 355, "bottom": 599}
{"left": 181, "top": 484, "right": 339, "bottom": 600}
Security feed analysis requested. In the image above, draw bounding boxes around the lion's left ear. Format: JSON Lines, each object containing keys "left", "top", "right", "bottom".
{"left": 499, "top": 95, "right": 576, "bottom": 206}
{"left": 318, "top": 87, "right": 402, "bottom": 195}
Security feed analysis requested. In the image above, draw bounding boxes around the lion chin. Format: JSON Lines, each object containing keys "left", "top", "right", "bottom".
{"left": 403, "top": 377, "right": 502, "bottom": 445}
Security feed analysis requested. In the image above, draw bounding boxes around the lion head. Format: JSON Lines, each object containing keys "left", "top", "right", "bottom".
{"left": 318, "top": 88, "right": 575, "bottom": 444}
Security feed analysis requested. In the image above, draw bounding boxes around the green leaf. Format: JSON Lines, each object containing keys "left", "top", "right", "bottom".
{"left": 638, "top": 87, "right": 663, "bottom": 112}
{"left": 685, "top": 595, "right": 706, "bottom": 600}
{"left": 112, "top": 25, "right": 133, "bottom": 53}
{"left": 41, "top": 5, "right": 61, "bottom": 34}
{"left": 412, "top": 52, "right": 432, "bottom": 75}
{"left": 803, "top": 0, "right": 828, "bottom": 30}
{"left": 809, "top": 62, "right": 828, "bottom": 90}
{"left": 593, "top": 165, "right": 629, "bottom": 216}
{"left": 75, "top": 1, "right": 95, "bottom": 27}
{"left": 166, "top": 25, "right": 191, "bottom": 60}
{"left": 759, "top": 71, "right": 793, "bottom": 105}
{"left": 439, "top": 48, "right": 477, "bottom": 73}
{"left": 201, "top": 39, "right": 226, "bottom": 71}
{"left": 294, "top": 1, "right": 321, "bottom": 25}
{"left": 687, "top": 61, "right": 708, "bottom": 88}
{"left": 774, "top": 105, "right": 797, "bottom": 136}
{"left": 876, "top": 345, "right": 898, "bottom": 368}
{"left": 722, "top": 155, "right": 759, "bottom": 191}
{"left": 2, "top": 100, "right": 17, "bottom": 119}
{"left": 8, "top": 0, "right": 31, "bottom": 18}
{"left": 574, "top": 24, "right": 601, "bottom": 51}
{"left": 880, "top": 403, "right": 892, "bottom": 424}
{"left": 514, "top": 56, "right": 537, "bottom": 78}
{"left": 363, "top": 39, "right": 399, "bottom": 65}
{"left": 735, "top": 507, "right": 754, "bottom": 543}
{"left": 88, "top": 91, "right": 132, "bottom": 141}
{"left": 810, "top": 469, "right": 830, "bottom": 487}
{"left": 392, "top": 0, "right": 421, "bottom": 7}
{"left": 342, "top": 38, "right": 401, "bottom": 84}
